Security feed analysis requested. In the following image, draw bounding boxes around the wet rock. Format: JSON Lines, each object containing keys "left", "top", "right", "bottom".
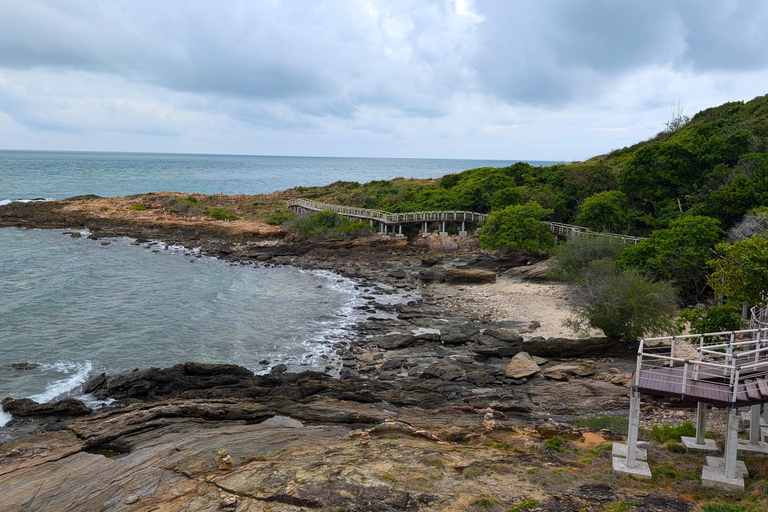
{"left": 371, "top": 333, "right": 417, "bottom": 350}
{"left": 1, "top": 397, "right": 92, "bottom": 417}
{"left": 2, "top": 363, "right": 41, "bottom": 371}
{"left": 270, "top": 364, "right": 288, "bottom": 374}
{"left": 443, "top": 268, "right": 496, "bottom": 284}
{"left": 505, "top": 352, "right": 540, "bottom": 379}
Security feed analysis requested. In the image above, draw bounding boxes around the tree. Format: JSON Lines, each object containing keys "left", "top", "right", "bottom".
{"left": 567, "top": 259, "right": 678, "bottom": 343}
{"left": 618, "top": 216, "right": 723, "bottom": 303}
{"left": 708, "top": 232, "right": 768, "bottom": 306}
{"left": 479, "top": 201, "right": 555, "bottom": 253}
{"left": 577, "top": 190, "right": 631, "bottom": 232}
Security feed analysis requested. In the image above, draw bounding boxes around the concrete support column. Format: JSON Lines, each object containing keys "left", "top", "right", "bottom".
{"left": 697, "top": 402, "right": 708, "bottom": 445}
{"left": 398, "top": 225, "right": 402, "bottom": 235}
{"left": 369, "top": 219, "right": 373, "bottom": 227}
{"left": 751, "top": 404, "right": 761, "bottom": 445}
{"left": 725, "top": 407, "right": 739, "bottom": 480}
{"left": 626, "top": 389, "right": 641, "bottom": 468}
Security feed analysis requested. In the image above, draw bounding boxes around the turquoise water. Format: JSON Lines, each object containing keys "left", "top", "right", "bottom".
{"left": 0, "top": 150, "right": 556, "bottom": 202}
{"left": 0, "top": 228, "right": 372, "bottom": 428}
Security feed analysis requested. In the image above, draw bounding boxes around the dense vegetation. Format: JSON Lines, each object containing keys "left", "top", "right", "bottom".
{"left": 291, "top": 94, "right": 768, "bottom": 337}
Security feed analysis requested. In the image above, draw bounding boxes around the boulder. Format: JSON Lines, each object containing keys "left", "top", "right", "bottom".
{"left": 370, "top": 333, "right": 417, "bottom": 350}
{"left": 440, "top": 323, "right": 482, "bottom": 345}
{"left": 504, "top": 352, "right": 541, "bottom": 379}
{"left": 443, "top": 269, "right": 496, "bottom": 284}
{"left": 542, "top": 360, "right": 596, "bottom": 381}
{"left": 504, "top": 260, "right": 549, "bottom": 280}
{"left": 470, "top": 328, "right": 523, "bottom": 358}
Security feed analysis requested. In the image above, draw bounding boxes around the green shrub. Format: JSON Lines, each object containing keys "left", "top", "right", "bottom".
{"left": 203, "top": 208, "right": 238, "bottom": 221}
{"left": 544, "top": 436, "right": 568, "bottom": 452}
{"left": 128, "top": 202, "right": 147, "bottom": 211}
{"left": 548, "top": 235, "right": 627, "bottom": 281}
{"left": 676, "top": 305, "right": 746, "bottom": 334}
{"left": 649, "top": 421, "right": 696, "bottom": 443}
{"left": 566, "top": 258, "right": 678, "bottom": 343}
{"left": 479, "top": 201, "right": 555, "bottom": 253}
{"left": 284, "top": 211, "right": 373, "bottom": 239}
{"left": 265, "top": 209, "right": 295, "bottom": 225}
{"left": 172, "top": 196, "right": 198, "bottom": 206}
{"left": 666, "top": 441, "right": 687, "bottom": 453}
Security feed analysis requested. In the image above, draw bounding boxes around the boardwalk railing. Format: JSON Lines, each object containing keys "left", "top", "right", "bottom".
{"left": 288, "top": 198, "right": 646, "bottom": 242}
{"left": 287, "top": 198, "right": 488, "bottom": 224}
{"left": 635, "top": 329, "right": 768, "bottom": 407}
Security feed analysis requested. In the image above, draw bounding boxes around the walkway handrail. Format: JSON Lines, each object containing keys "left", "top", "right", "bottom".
{"left": 288, "top": 198, "right": 646, "bottom": 242}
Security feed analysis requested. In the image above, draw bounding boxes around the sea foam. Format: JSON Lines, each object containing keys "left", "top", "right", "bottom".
{"left": 29, "top": 361, "right": 93, "bottom": 404}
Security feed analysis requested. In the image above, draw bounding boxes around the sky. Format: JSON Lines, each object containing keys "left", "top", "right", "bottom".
{"left": 0, "top": 1, "right": 767, "bottom": 161}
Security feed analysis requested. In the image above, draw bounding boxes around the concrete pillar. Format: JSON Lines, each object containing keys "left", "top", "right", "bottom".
{"left": 751, "top": 404, "right": 761, "bottom": 445}
{"left": 725, "top": 407, "right": 739, "bottom": 480}
{"left": 696, "top": 402, "right": 708, "bottom": 445}
{"left": 626, "top": 389, "right": 641, "bottom": 468}
{"left": 398, "top": 225, "right": 402, "bottom": 235}
{"left": 764, "top": 403, "right": 768, "bottom": 424}
{"left": 369, "top": 219, "right": 373, "bottom": 227}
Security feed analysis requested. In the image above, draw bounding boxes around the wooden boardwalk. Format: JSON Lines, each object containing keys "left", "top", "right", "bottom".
{"left": 633, "top": 330, "right": 768, "bottom": 408}
{"left": 287, "top": 198, "right": 646, "bottom": 243}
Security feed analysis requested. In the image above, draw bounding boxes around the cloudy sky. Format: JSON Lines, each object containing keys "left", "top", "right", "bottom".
{"left": 1, "top": 0, "right": 767, "bottom": 161}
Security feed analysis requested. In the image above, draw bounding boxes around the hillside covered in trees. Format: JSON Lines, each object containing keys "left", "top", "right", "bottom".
{"left": 298, "top": 93, "right": 768, "bottom": 235}
{"left": 288, "top": 94, "right": 768, "bottom": 338}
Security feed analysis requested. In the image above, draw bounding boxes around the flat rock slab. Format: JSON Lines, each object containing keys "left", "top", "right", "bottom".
{"left": 505, "top": 352, "right": 540, "bottom": 379}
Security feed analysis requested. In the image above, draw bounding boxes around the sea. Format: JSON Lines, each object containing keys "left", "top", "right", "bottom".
{"left": 0, "top": 150, "right": 556, "bottom": 435}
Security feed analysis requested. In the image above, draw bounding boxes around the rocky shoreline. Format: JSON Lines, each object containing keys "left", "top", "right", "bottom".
{"left": 0, "top": 197, "right": 727, "bottom": 511}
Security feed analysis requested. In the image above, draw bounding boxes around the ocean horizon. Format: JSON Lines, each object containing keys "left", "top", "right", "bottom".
{"left": 0, "top": 149, "right": 559, "bottom": 203}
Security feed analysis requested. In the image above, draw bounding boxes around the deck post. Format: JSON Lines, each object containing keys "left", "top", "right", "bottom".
{"left": 626, "top": 389, "right": 641, "bottom": 468}
{"left": 696, "top": 402, "right": 708, "bottom": 445}
{"left": 725, "top": 407, "right": 739, "bottom": 480}
{"left": 750, "top": 404, "right": 761, "bottom": 445}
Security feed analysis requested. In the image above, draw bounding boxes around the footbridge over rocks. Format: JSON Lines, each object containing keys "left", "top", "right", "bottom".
{"left": 287, "top": 198, "right": 646, "bottom": 243}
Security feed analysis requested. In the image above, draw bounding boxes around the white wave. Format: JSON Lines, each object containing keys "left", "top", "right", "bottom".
{"left": 0, "top": 406, "right": 11, "bottom": 427}
{"left": 0, "top": 198, "right": 53, "bottom": 206}
{"left": 29, "top": 361, "right": 93, "bottom": 403}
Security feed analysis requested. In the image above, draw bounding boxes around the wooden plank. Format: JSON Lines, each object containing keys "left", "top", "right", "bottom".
{"left": 746, "top": 379, "right": 762, "bottom": 400}
{"left": 756, "top": 377, "right": 768, "bottom": 398}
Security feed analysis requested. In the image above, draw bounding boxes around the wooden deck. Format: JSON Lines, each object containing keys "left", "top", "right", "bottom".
{"left": 633, "top": 362, "right": 768, "bottom": 408}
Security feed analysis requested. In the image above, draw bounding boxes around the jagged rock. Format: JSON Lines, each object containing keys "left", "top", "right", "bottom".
{"left": 1, "top": 397, "right": 92, "bottom": 417}
{"left": 536, "top": 419, "right": 584, "bottom": 440}
{"left": 440, "top": 323, "right": 482, "bottom": 345}
{"left": 371, "top": 333, "right": 417, "bottom": 350}
{"left": 443, "top": 269, "right": 496, "bottom": 284}
{"left": 504, "top": 352, "right": 540, "bottom": 379}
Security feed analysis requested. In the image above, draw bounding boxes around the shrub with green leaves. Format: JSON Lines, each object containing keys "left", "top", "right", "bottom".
{"left": 128, "top": 202, "right": 148, "bottom": 211}
{"left": 479, "top": 201, "right": 555, "bottom": 253}
{"left": 203, "top": 208, "right": 238, "bottom": 221}
{"left": 284, "top": 210, "right": 372, "bottom": 239}
{"left": 265, "top": 209, "right": 295, "bottom": 225}
{"left": 577, "top": 190, "right": 633, "bottom": 233}
{"left": 709, "top": 232, "right": 768, "bottom": 307}
{"left": 649, "top": 421, "right": 696, "bottom": 443}
{"left": 547, "top": 235, "right": 627, "bottom": 282}
{"left": 676, "top": 305, "right": 746, "bottom": 334}
{"left": 567, "top": 259, "right": 678, "bottom": 343}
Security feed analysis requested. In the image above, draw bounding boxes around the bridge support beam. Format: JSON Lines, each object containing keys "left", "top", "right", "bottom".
{"left": 439, "top": 221, "right": 447, "bottom": 237}
{"left": 682, "top": 402, "right": 718, "bottom": 452}
{"left": 459, "top": 221, "right": 467, "bottom": 237}
{"left": 421, "top": 221, "right": 428, "bottom": 237}
{"left": 612, "top": 389, "right": 651, "bottom": 479}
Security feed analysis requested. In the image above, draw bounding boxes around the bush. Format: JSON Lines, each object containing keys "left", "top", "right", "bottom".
{"left": 128, "top": 202, "right": 147, "bottom": 211}
{"left": 567, "top": 259, "right": 678, "bottom": 343}
{"left": 676, "top": 305, "right": 746, "bottom": 334}
{"left": 548, "top": 235, "right": 627, "bottom": 282}
{"left": 284, "top": 211, "right": 373, "bottom": 239}
{"left": 265, "top": 209, "right": 295, "bottom": 225}
{"left": 203, "top": 208, "right": 238, "bottom": 221}
{"left": 619, "top": 215, "right": 723, "bottom": 303}
{"left": 479, "top": 201, "right": 555, "bottom": 253}
{"left": 577, "top": 190, "right": 632, "bottom": 232}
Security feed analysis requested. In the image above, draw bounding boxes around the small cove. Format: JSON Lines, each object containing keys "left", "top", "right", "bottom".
{"left": 0, "top": 227, "right": 373, "bottom": 427}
